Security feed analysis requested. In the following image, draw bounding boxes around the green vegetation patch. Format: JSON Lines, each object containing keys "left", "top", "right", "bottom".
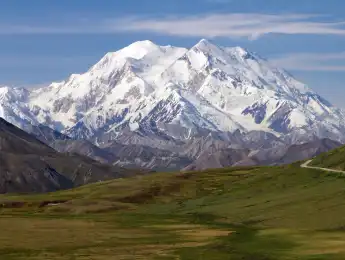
{"left": 1, "top": 165, "right": 345, "bottom": 259}
{"left": 310, "top": 145, "right": 345, "bottom": 171}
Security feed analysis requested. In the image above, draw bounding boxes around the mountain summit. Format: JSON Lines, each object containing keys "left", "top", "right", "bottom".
{"left": 1, "top": 39, "right": 345, "bottom": 148}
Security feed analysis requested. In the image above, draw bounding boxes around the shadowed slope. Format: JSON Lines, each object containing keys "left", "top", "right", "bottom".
{"left": 0, "top": 118, "right": 146, "bottom": 193}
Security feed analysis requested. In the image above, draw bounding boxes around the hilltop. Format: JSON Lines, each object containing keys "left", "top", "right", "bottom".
{"left": 310, "top": 144, "right": 345, "bottom": 171}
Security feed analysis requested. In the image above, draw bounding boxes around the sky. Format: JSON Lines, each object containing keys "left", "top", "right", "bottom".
{"left": 1, "top": 0, "right": 345, "bottom": 107}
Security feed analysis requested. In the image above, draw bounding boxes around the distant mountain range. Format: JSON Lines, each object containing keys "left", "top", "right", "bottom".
{"left": 49, "top": 135, "right": 341, "bottom": 171}
{"left": 0, "top": 39, "right": 344, "bottom": 172}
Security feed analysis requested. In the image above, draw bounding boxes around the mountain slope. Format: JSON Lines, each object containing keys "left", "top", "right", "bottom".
{"left": 181, "top": 138, "right": 341, "bottom": 171}
{"left": 51, "top": 139, "right": 115, "bottom": 164}
{"left": 0, "top": 118, "right": 55, "bottom": 156}
{"left": 0, "top": 118, "right": 144, "bottom": 193}
{"left": 25, "top": 124, "right": 71, "bottom": 145}
{"left": 251, "top": 138, "right": 342, "bottom": 165}
{"left": 51, "top": 139, "right": 192, "bottom": 171}
{"left": 183, "top": 147, "right": 256, "bottom": 171}
{"left": 310, "top": 143, "right": 345, "bottom": 171}
{"left": 1, "top": 39, "right": 345, "bottom": 150}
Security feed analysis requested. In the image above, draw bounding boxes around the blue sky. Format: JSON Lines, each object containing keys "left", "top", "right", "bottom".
{"left": 1, "top": 0, "right": 345, "bottom": 107}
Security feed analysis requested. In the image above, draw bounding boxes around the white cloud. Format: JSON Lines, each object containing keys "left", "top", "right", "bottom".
{"left": 112, "top": 13, "right": 345, "bottom": 39}
{"left": 269, "top": 52, "right": 345, "bottom": 71}
{"left": 1, "top": 13, "right": 345, "bottom": 39}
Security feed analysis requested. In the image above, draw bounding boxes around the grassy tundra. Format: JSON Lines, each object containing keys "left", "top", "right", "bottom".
{"left": 1, "top": 163, "right": 345, "bottom": 259}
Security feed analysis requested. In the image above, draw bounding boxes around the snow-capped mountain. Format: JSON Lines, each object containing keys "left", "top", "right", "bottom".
{"left": 1, "top": 39, "right": 345, "bottom": 148}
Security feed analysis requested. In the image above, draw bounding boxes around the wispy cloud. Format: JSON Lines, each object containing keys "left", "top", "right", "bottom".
{"left": 269, "top": 52, "right": 345, "bottom": 71}
{"left": 115, "top": 14, "right": 345, "bottom": 40}
{"left": 1, "top": 13, "right": 345, "bottom": 40}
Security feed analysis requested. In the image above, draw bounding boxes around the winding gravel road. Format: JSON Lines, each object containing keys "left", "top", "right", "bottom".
{"left": 301, "top": 160, "right": 345, "bottom": 174}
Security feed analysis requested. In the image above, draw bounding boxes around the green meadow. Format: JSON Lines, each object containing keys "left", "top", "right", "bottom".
{"left": 1, "top": 163, "right": 345, "bottom": 259}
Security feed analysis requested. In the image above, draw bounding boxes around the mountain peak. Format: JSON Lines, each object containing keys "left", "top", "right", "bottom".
{"left": 127, "top": 40, "right": 159, "bottom": 49}
{"left": 96, "top": 40, "right": 161, "bottom": 65}
{"left": 194, "top": 38, "right": 219, "bottom": 50}
{"left": 194, "top": 40, "right": 252, "bottom": 62}
{"left": 197, "top": 38, "right": 212, "bottom": 45}
{"left": 124, "top": 40, "right": 161, "bottom": 55}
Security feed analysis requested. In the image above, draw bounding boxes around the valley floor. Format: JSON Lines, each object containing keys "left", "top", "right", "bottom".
{"left": 1, "top": 164, "right": 345, "bottom": 259}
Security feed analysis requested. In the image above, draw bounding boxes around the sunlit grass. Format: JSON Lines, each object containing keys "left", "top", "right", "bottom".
{"left": 1, "top": 164, "right": 345, "bottom": 259}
